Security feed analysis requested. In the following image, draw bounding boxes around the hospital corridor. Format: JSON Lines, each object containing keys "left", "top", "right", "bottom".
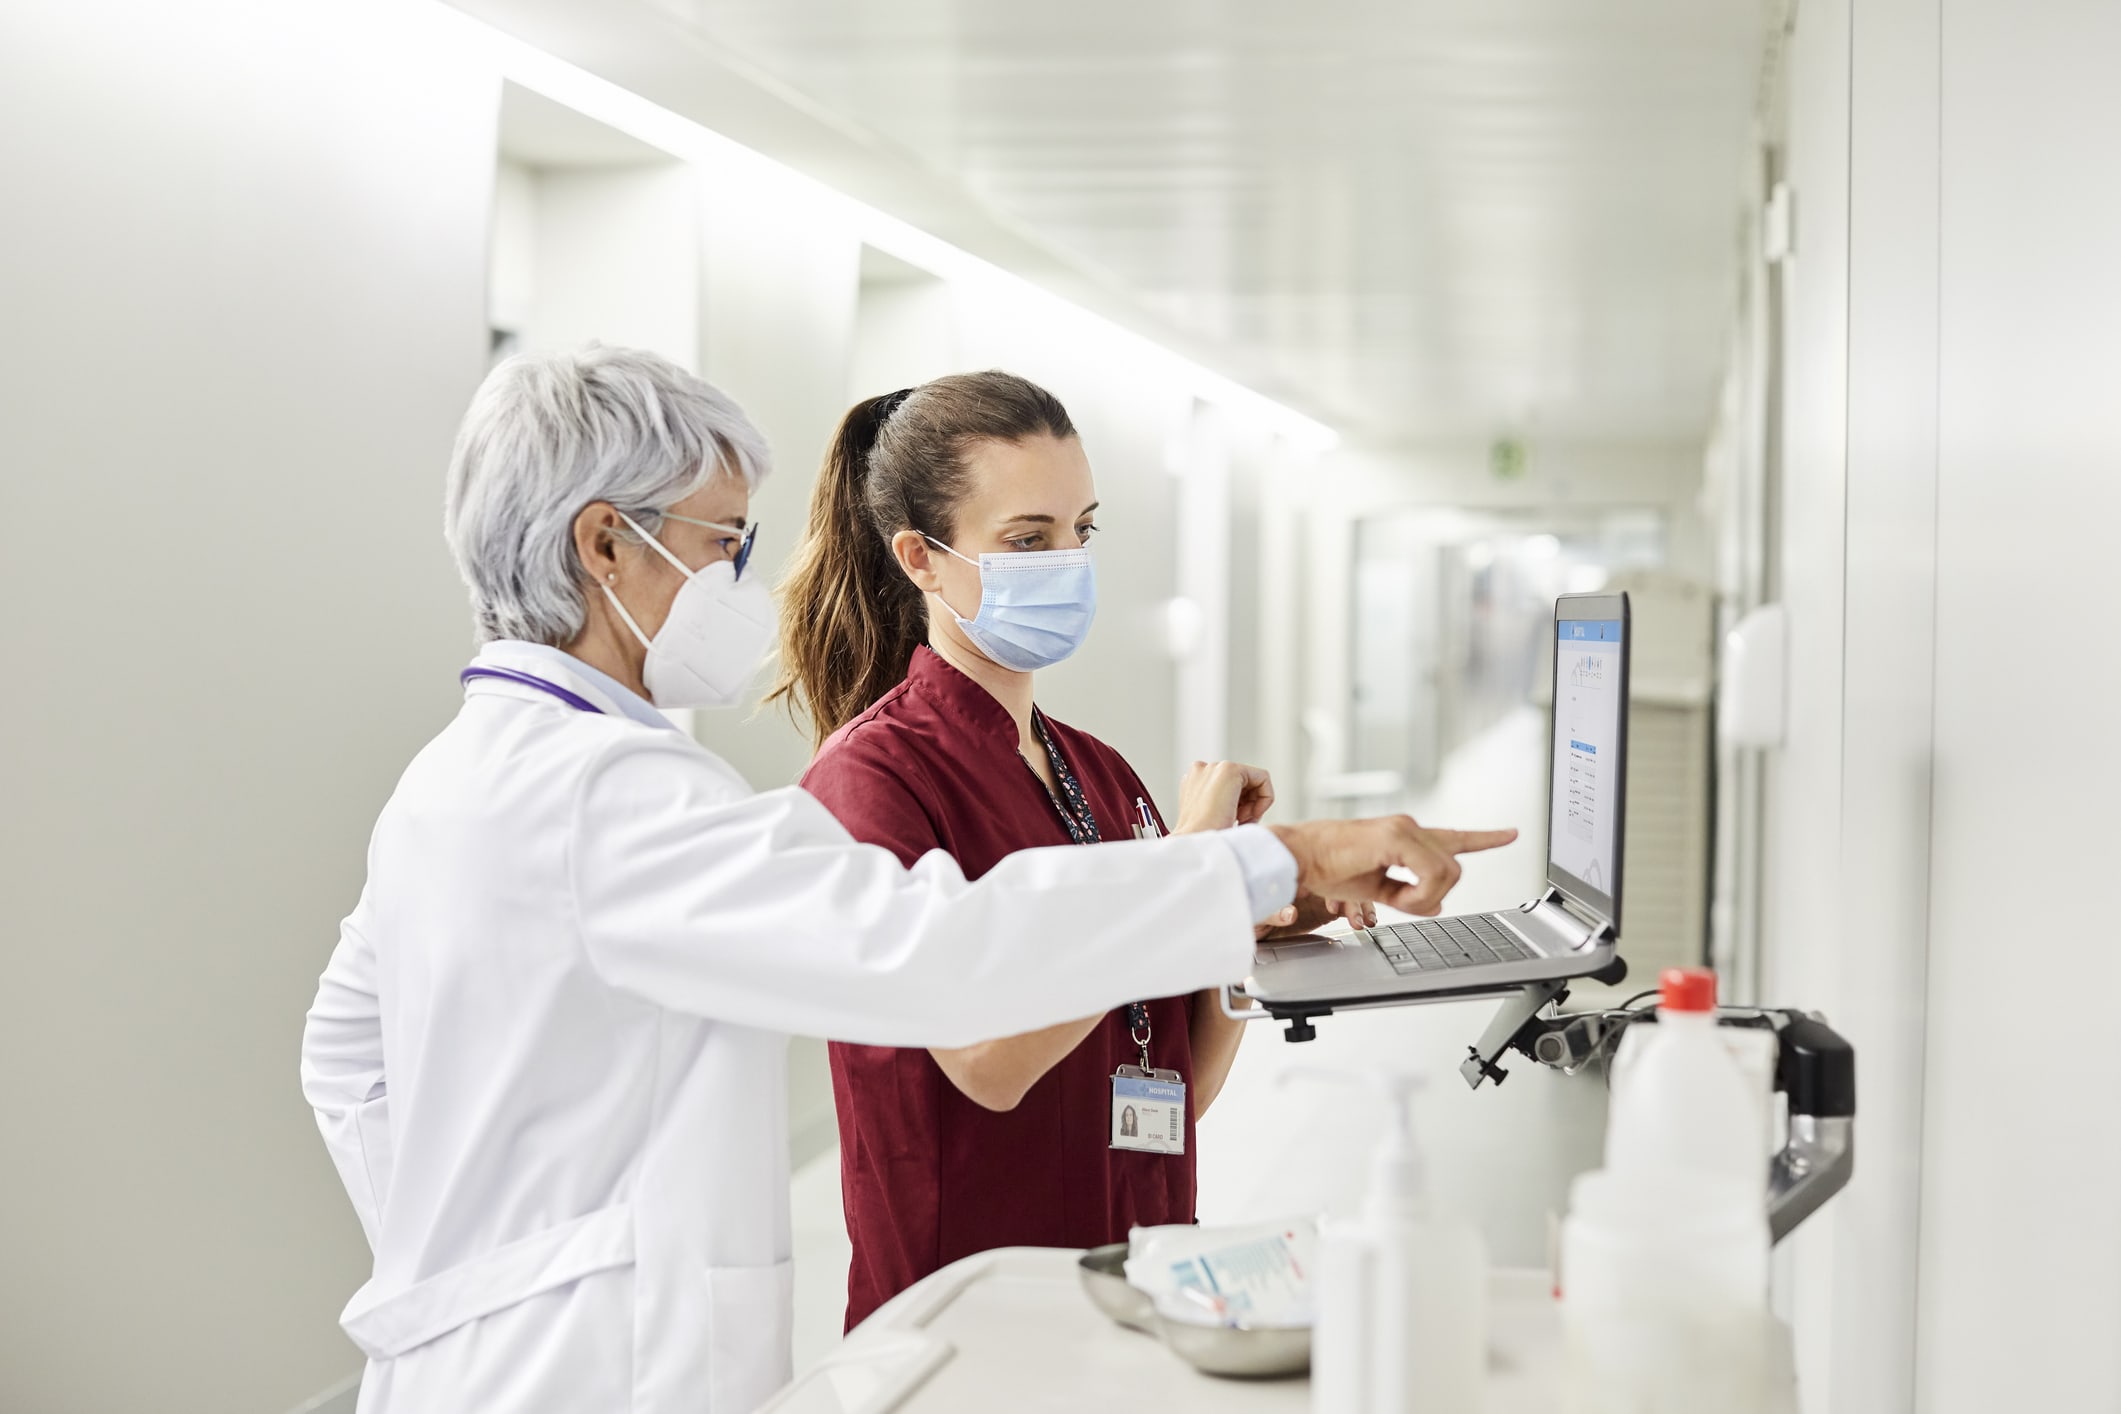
{"left": 3, "top": 3, "right": 2117, "bottom": 1413}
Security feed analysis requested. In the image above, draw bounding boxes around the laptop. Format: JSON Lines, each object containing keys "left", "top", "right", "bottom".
{"left": 1241, "top": 591, "right": 1630, "bottom": 1012}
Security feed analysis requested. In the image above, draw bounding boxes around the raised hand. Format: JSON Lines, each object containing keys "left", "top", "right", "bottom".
{"left": 1173, "top": 760, "right": 1276, "bottom": 834}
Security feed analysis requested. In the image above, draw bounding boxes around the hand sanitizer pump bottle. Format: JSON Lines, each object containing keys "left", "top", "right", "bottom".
{"left": 1296, "top": 1072, "right": 1486, "bottom": 1414}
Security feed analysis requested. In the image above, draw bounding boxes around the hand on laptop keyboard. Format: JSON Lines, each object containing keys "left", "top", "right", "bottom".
{"left": 1257, "top": 891, "right": 1377, "bottom": 939}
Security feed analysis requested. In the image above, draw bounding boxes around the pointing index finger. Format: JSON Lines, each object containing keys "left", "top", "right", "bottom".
{"left": 1430, "top": 827, "right": 1518, "bottom": 855}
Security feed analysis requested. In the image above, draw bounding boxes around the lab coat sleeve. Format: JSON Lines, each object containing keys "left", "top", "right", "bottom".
{"left": 300, "top": 889, "right": 391, "bottom": 1250}
{"left": 572, "top": 734, "right": 1259, "bottom": 1048}
{"left": 1104, "top": 752, "right": 1298, "bottom": 919}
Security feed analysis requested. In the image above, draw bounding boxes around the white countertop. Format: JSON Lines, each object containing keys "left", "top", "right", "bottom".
{"left": 764, "top": 1246, "right": 1797, "bottom": 1414}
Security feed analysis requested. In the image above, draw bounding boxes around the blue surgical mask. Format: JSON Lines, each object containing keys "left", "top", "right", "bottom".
{"left": 924, "top": 536, "right": 1098, "bottom": 672}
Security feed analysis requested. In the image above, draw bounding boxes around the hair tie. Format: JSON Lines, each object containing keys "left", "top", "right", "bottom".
{"left": 877, "top": 387, "right": 915, "bottom": 421}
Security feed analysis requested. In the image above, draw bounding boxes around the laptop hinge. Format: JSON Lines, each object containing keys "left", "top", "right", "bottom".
{"left": 1532, "top": 886, "right": 1615, "bottom": 947}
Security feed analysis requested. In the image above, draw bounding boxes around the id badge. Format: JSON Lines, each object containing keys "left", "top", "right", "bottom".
{"left": 1111, "top": 1064, "right": 1186, "bottom": 1155}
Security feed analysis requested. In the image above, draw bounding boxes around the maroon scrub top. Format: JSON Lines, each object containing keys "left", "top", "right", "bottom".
{"left": 801, "top": 646, "right": 1199, "bottom": 1330}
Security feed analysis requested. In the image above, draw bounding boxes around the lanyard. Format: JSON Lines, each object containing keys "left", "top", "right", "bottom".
{"left": 1023, "top": 710, "right": 1099, "bottom": 845}
{"left": 460, "top": 666, "right": 605, "bottom": 715}
{"left": 1022, "top": 712, "right": 1153, "bottom": 1066}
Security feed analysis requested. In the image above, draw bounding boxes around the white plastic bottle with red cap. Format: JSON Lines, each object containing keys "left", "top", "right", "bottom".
{"left": 1558, "top": 968, "right": 1772, "bottom": 1414}
{"left": 1603, "top": 967, "right": 1766, "bottom": 1188}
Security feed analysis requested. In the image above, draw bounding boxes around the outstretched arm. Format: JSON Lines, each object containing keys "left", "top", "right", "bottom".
{"left": 575, "top": 735, "right": 1515, "bottom": 1048}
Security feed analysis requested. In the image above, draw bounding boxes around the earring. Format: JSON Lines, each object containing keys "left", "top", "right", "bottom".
{"left": 607, "top": 573, "right": 617, "bottom": 583}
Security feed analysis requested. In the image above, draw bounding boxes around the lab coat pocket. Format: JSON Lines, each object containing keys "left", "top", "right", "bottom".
{"left": 704, "top": 1259, "right": 795, "bottom": 1413}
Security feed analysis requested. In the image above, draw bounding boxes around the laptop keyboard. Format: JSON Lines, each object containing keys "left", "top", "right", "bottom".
{"left": 1370, "top": 915, "right": 1533, "bottom": 975}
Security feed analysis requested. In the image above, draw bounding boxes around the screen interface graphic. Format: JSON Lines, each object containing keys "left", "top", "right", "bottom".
{"left": 1549, "top": 618, "right": 1623, "bottom": 896}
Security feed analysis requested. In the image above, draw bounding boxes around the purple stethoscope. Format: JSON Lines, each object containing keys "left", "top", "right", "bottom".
{"left": 459, "top": 666, "right": 605, "bottom": 714}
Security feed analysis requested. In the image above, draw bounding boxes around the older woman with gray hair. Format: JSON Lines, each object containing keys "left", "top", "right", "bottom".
{"left": 299, "top": 343, "right": 1512, "bottom": 1414}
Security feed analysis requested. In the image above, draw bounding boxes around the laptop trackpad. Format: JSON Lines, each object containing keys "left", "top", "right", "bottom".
{"left": 1254, "top": 935, "right": 1350, "bottom": 963}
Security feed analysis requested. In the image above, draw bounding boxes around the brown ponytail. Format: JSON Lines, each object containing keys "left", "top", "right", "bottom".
{"left": 767, "top": 370, "right": 1076, "bottom": 746}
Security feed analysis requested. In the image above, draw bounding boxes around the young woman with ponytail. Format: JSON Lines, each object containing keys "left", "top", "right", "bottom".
{"left": 768, "top": 371, "right": 1372, "bottom": 1330}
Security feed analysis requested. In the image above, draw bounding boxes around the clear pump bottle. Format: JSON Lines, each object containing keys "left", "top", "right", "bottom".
{"left": 1291, "top": 1071, "right": 1486, "bottom": 1414}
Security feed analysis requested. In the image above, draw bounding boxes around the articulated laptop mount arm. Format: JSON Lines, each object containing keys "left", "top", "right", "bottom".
{"left": 1455, "top": 955, "right": 1629, "bottom": 1089}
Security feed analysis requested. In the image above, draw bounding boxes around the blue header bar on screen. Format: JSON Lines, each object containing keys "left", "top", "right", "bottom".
{"left": 1558, "top": 620, "right": 1624, "bottom": 643}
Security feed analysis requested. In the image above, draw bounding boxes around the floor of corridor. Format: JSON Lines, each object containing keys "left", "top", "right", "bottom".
{"left": 787, "top": 706, "right": 1608, "bottom": 1372}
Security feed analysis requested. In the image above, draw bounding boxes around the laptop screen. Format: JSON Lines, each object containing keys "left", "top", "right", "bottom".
{"left": 1546, "top": 593, "right": 1629, "bottom": 933}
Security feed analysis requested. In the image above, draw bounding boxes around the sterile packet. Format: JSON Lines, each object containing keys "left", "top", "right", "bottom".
{"left": 1123, "top": 1217, "right": 1318, "bottom": 1326}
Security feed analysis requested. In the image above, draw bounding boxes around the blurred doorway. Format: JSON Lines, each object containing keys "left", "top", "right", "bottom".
{"left": 1345, "top": 507, "right": 1666, "bottom": 795}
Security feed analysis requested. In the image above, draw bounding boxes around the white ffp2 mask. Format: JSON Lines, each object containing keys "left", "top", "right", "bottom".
{"left": 601, "top": 513, "right": 775, "bottom": 709}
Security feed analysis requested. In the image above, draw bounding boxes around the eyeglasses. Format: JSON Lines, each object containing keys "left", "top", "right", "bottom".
{"left": 659, "top": 512, "right": 759, "bottom": 581}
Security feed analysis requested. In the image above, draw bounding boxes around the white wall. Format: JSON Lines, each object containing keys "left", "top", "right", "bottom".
{"left": 847, "top": 256, "right": 960, "bottom": 398}
{"left": 1762, "top": 0, "right": 1856, "bottom": 1395}
{"left": 1173, "top": 402, "right": 1235, "bottom": 767}
{"left": 1763, "top": 0, "right": 1945, "bottom": 1405}
{"left": 524, "top": 163, "right": 701, "bottom": 369}
{"left": 1766, "top": 0, "right": 2121, "bottom": 1408}
{"left": 1919, "top": 0, "right": 2121, "bottom": 1405}
{"left": 0, "top": 2, "right": 499, "bottom": 1409}
{"left": 1701, "top": 134, "right": 1774, "bottom": 1005}
{"left": 1241, "top": 437, "right": 1310, "bottom": 790}
{"left": 490, "top": 160, "right": 539, "bottom": 335}
{"left": 1829, "top": 1, "right": 1941, "bottom": 1409}
{"left": 688, "top": 159, "right": 865, "bottom": 791}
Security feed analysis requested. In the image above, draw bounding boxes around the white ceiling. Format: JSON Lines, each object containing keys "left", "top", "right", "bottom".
{"left": 466, "top": 0, "right": 1770, "bottom": 447}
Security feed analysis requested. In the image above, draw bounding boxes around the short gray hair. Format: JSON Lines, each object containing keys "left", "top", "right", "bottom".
{"left": 444, "top": 344, "right": 771, "bottom": 644}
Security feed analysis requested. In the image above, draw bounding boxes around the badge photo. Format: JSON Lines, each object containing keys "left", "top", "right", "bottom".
{"left": 1110, "top": 1065, "right": 1186, "bottom": 1155}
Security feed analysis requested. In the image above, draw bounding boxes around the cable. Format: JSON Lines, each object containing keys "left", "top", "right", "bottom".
{"left": 1577, "top": 1001, "right": 1783, "bottom": 1086}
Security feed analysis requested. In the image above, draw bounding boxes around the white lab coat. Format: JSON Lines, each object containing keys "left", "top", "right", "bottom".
{"left": 301, "top": 641, "right": 1259, "bottom": 1414}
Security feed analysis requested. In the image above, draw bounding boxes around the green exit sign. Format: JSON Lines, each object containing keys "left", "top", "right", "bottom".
{"left": 1489, "top": 438, "right": 1528, "bottom": 480}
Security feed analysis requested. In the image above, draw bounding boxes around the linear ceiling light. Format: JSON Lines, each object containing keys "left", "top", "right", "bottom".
{"left": 431, "top": 3, "right": 1338, "bottom": 453}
